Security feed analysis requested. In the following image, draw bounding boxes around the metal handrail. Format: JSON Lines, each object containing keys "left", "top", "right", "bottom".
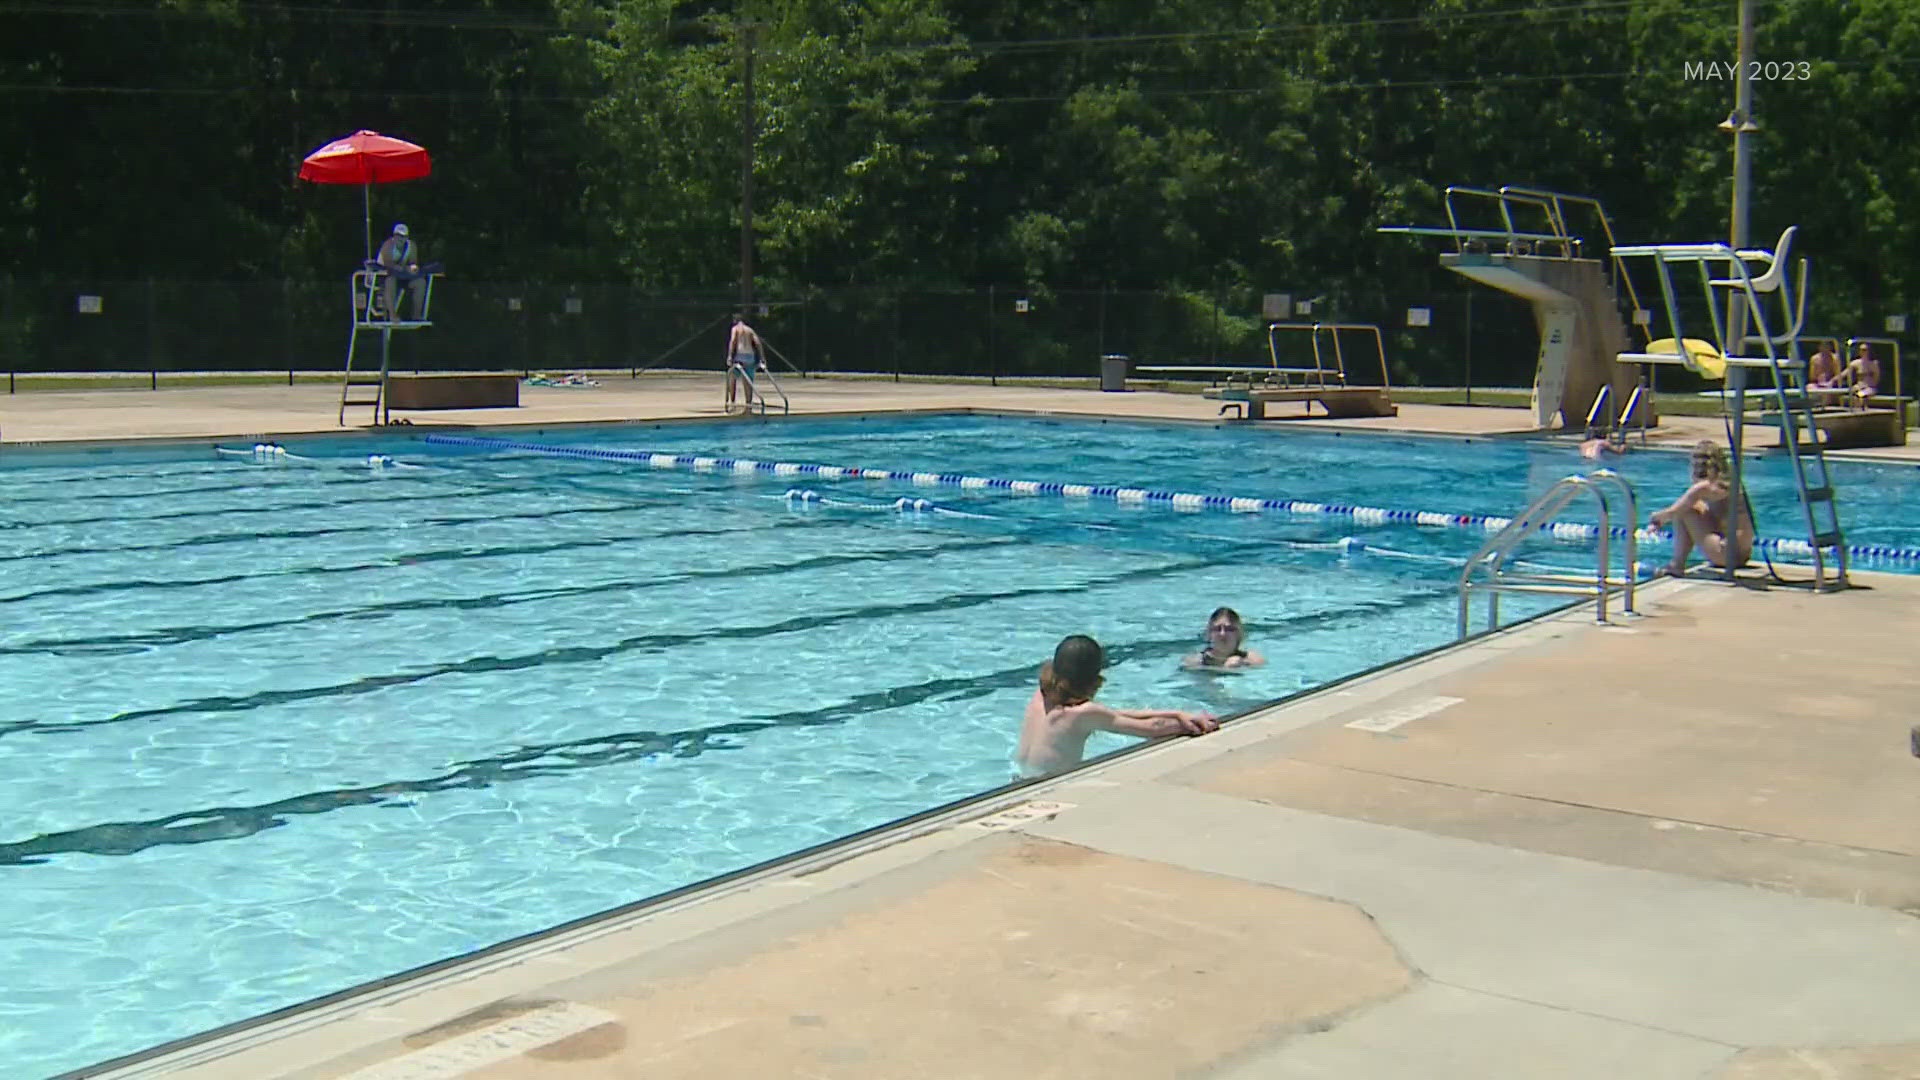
{"left": 752, "top": 362, "right": 791, "bottom": 415}
{"left": 1265, "top": 322, "right": 1392, "bottom": 391}
{"left": 1618, "top": 382, "right": 1650, "bottom": 444}
{"left": 1500, "top": 186, "right": 1647, "bottom": 347}
{"left": 1441, "top": 186, "right": 1577, "bottom": 258}
{"left": 1458, "top": 470, "right": 1638, "bottom": 638}
{"left": 1584, "top": 383, "right": 1612, "bottom": 435}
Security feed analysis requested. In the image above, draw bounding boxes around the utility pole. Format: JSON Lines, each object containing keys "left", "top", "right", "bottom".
{"left": 739, "top": 21, "right": 757, "bottom": 313}
{"left": 1728, "top": 0, "right": 1755, "bottom": 256}
{"left": 1720, "top": 0, "right": 1758, "bottom": 348}
{"left": 1722, "top": 0, "right": 1757, "bottom": 573}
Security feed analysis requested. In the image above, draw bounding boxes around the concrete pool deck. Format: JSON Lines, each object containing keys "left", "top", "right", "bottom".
{"left": 7, "top": 377, "right": 1916, "bottom": 1080}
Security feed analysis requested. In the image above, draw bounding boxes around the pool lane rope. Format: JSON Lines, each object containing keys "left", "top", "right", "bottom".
{"left": 420, "top": 434, "right": 1920, "bottom": 566}
{"left": 216, "top": 443, "right": 422, "bottom": 470}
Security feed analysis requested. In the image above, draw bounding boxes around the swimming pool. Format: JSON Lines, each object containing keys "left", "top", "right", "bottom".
{"left": 3, "top": 413, "right": 1913, "bottom": 1078}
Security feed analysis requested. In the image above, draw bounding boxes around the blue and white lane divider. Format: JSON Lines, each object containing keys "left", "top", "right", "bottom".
{"left": 420, "top": 434, "right": 1920, "bottom": 566}
{"left": 778, "top": 489, "right": 1000, "bottom": 519}
{"left": 216, "top": 443, "right": 316, "bottom": 463}
{"left": 216, "top": 443, "right": 422, "bottom": 470}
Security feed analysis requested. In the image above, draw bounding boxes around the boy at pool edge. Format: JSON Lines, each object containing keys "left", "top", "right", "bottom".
{"left": 1015, "top": 635, "right": 1218, "bottom": 779}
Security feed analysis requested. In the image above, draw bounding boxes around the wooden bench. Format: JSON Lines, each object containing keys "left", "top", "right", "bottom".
{"left": 385, "top": 374, "right": 520, "bottom": 411}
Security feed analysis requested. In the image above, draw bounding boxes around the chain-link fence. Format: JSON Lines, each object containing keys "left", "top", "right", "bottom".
{"left": 0, "top": 276, "right": 1553, "bottom": 390}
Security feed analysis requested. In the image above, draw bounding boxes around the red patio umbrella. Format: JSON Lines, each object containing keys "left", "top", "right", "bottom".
{"left": 298, "top": 130, "right": 432, "bottom": 261}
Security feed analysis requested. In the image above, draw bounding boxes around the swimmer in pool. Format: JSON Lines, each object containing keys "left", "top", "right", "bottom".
{"left": 1579, "top": 430, "right": 1628, "bottom": 459}
{"left": 1014, "top": 635, "right": 1217, "bottom": 778}
{"left": 1183, "top": 607, "right": 1266, "bottom": 670}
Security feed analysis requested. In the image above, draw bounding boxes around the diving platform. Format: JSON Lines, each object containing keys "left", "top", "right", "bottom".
{"left": 1381, "top": 186, "right": 1644, "bottom": 432}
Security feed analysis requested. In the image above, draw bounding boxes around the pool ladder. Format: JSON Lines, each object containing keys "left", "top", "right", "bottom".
{"left": 1458, "top": 470, "right": 1639, "bottom": 638}
{"left": 1584, "top": 381, "right": 1650, "bottom": 445}
{"left": 748, "top": 363, "right": 791, "bottom": 416}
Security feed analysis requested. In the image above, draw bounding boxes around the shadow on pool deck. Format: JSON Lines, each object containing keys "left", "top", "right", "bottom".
{"left": 20, "top": 379, "right": 1918, "bottom": 1080}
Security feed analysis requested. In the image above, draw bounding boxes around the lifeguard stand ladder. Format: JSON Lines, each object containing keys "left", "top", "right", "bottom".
{"left": 1611, "top": 227, "right": 1848, "bottom": 592}
{"left": 338, "top": 265, "right": 441, "bottom": 426}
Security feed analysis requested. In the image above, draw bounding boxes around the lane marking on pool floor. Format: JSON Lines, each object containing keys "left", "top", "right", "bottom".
{"left": 1345, "top": 695, "right": 1465, "bottom": 733}
{"left": 340, "top": 1001, "right": 619, "bottom": 1080}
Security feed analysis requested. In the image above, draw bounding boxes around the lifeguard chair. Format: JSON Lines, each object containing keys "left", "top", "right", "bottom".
{"left": 338, "top": 261, "right": 443, "bottom": 425}
{"left": 1611, "top": 226, "right": 1848, "bottom": 591}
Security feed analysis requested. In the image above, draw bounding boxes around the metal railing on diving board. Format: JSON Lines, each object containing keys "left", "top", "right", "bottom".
{"left": 1458, "top": 470, "right": 1639, "bottom": 638}
{"left": 1265, "top": 322, "right": 1393, "bottom": 390}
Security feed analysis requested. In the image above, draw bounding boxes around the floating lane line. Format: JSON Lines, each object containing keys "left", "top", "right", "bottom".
{"left": 419, "top": 435, "right": 1920, "bottom": 565}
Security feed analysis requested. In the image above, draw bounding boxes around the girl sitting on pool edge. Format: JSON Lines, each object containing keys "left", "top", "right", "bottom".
{"left": 1014, "top": 635, "right": 1218, "bottom": 779}
{"left": 1649, "top": 440, "right": 1754, "bottom": 577}
{"left": 1184, "top": 607, "right": 1267, "bottom": 670}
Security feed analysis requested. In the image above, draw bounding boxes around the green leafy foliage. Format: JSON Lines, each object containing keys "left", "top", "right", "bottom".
{"left": 3, "top": 0, "right": 1915, "bottom": 376}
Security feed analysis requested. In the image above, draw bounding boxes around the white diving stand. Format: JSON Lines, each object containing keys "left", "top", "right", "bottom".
{"left": 1380, "top": 186, "right": 1643, "bottom": 432}
{"left": 339, "top": 264, "right": 444, "bottom": 426}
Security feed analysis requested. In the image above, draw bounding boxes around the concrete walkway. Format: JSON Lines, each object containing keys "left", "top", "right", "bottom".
{"left": 111, "top": 582, "right": 1920, "bottom": 1080}
{"left": 9, "top": 377, "right": 1914, "bottom": 1080}
{"left": 7, "top": 373, "right": 1918, "bottom": 461}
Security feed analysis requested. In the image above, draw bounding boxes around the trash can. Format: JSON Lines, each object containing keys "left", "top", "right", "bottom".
{"left": 1100, "top": 353, "right": 1130, "bottom": 392}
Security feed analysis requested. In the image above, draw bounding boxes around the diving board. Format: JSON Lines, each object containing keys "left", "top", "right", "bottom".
{"left": 1146, "top": 322, "right": 1395, "bottom": 420}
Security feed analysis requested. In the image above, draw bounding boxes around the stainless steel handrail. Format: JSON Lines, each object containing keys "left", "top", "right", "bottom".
{"left": 1584, "top": 383, "right": 1612, "bottom": 434}
{"left": 1498, "top": 186, "right": 1646, "bottom": 347}
{"left": 752, "top": 363, "right": 791, "bottom": 415}
{"left": 1458, "top": 470, "right": 1638, "bottom": 638}
{"left": 1264, "top": 322, "right": 1392, "bottom": 391}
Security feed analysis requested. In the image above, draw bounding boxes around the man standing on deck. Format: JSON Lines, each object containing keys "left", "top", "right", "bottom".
{"left": 725, "top": 314, "right": 763, "bottom": 414}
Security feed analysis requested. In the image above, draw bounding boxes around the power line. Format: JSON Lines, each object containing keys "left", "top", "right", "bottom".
{"left": 0, "top": 0, "right": 1683, "bottom": 53}
{"left": 0, "top": 1, "right": 573, "bottom": 31}
{"left": 950, "top": 0, "right": 1644, "bottom": 56}
{"left": 11, "top": 58, "right": 1903, "bottom": 106}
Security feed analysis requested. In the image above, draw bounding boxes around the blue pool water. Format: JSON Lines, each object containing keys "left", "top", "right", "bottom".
{"left": 2, "top": 413, "right": 1915, "bottom": 1078}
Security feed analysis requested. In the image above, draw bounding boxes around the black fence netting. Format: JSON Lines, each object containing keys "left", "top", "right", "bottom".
{"left": 1, "top": 276, "right": 1557, "bottom": 389}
